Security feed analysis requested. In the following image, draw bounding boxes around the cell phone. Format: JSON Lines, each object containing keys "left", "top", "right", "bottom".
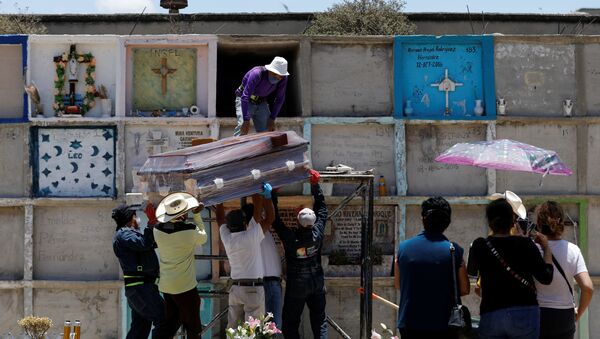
{"left": 517, "top": 218, "right": 537, "bottom": 237}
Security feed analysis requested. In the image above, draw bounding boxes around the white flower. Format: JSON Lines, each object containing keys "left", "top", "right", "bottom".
{"left": 371, "top": 330, "right": 382, "bottom": 339}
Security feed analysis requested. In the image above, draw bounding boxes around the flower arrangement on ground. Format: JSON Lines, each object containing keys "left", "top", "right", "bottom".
{"left": 226, "top": 313, "right": 281, "bottom": 339}
{"left": 17, "top": 315, "right": 53, "bottom": 339}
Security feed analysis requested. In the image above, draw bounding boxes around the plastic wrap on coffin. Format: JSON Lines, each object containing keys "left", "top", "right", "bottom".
{"left": 137, "top": 131, "right": 310, "bottom": 206}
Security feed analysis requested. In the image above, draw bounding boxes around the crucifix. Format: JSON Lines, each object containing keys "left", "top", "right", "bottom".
{"left": 431, "top": 68, "right": 463, "bottom": 116}
{"left": 152, "top": 58, "right": 177, "bottom": 95}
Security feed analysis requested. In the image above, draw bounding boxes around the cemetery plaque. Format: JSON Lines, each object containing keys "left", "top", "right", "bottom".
{"left": 32, "top": 127, "right": 116, "bottom": 197}
{"left": 394, "top": 35, "right": 495, "bottom": 120}
{"left": 133, "top": 48, "right": 197, "bottom": 111}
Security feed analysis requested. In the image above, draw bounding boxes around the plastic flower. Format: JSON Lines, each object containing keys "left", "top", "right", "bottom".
{"left": 91, "top": 72, "right": 96, "bottom": 79}
{"left": 77, "top": 56, "right": 84, "bottom": 62}
{"left": 90, "top": 58, "right": 96, "bottom": 66}
{"left": 52, "top": 103, "right": 59, "bottom": 110}
{"left": 371, "top": 330, "right": 382, "bottom": 339}
{"left": 247, "top": 317, "right": 260, "bottom": 330}
{"left": 61, "top": 53, "right": 68, "bottom": 61}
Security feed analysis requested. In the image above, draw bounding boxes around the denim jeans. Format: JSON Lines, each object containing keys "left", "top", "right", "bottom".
{"left": 233, "top": 96, "right": 271, "bottom": 136}
{"left": 282, "top": 274, "right": 327, "bottom": 339}
{"left": 479, "top": 305, "right": 540, "bottom": 339}
{"left": 125, "top": 282, "right": 169, "bottom": 339}
{"left": 264, "top": 279, "right": 283, "bottom": 329}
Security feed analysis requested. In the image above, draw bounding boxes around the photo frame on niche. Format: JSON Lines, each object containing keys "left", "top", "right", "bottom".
{"left": 0, "top": 35, "right": 28, "bottom": 122}
{"left": 394, "top": 35, "right": 496, "bottom": 120}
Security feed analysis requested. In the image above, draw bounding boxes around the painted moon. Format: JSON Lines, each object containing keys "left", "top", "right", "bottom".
{"left": 54, "top": 145, "right": 63, "bottom": 156}
{"left": 70, "top": 162, "right": 79, "bottom": 173}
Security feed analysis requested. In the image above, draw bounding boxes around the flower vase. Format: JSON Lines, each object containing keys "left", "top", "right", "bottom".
{"left": 404, "top": 100, "right": 414, "bottom": 116}
{"left": 474, "top": 99, "right": 484, "bottom": 116}
{"left": 100, "top": 99, "right": 112, "bottom": 118}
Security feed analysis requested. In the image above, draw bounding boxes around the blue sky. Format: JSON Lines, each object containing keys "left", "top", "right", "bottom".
{"left": 0, "top": 0, "right": 597, "bottom": 14}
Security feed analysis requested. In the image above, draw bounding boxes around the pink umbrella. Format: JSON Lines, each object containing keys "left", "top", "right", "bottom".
{"left": 434, "top": 139, "right": 572, "bottom": 176}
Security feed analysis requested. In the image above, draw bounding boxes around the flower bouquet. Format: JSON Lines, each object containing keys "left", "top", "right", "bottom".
{"left": 226, "top": 313, "right": 281, "bottom": 339}
{"left": 371, "top": 323, "right": 398, "bottom": 339}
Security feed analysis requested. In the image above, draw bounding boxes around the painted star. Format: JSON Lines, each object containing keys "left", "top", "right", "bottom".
{"left": 69, "top": 140, "right": 82, "bottom": 150}
{"left": 100, "top": 185, "right": 111, "bottom": 195}
{"left": 102, "top": 129, "right": 113, "bottom": 140}
{"left": 39, "top": 187, "right": 52, "bottom": 196}
{"left": 41, "top": 153, "right": 51, "bottom": 162}
{"left": 102, "top": 152, "right": 113, "bottom": 161}
{"left": 41, "top": 168, "right": 52, "bottom": 177}
{"left": 41, "top": 134, "right": 50, "bottom": 142}
{"left": 102, "top": 168, "right": 112, "bottom": 177}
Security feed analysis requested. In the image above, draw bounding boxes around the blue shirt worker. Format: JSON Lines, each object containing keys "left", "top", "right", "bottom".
{"left": 394, "top": 197, "right": 470, "bottom": 339}
{"left": 234, "top": 56, "right": 289, "bottom": 136}
{"left": 272, "top": 169, "right": 328, "bottom": 339}
{"left": 112, "top": 204, "right": 169, "bottom": 339}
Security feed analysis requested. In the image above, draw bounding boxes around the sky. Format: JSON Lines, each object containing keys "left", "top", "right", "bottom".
{"left": 0, "top": 0, "right": 597, "bottom": 15}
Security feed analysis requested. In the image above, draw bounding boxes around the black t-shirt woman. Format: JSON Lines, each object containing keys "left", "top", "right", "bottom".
{"left": 467, "top": 198, "right": 553, "bottom": 339}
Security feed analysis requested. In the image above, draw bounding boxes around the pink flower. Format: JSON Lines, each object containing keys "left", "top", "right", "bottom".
{"left": 247, "top": 317, "right": 260, "bottom": 330}
{"left": 371, "top": 330, "right": 382, "bottom": 339}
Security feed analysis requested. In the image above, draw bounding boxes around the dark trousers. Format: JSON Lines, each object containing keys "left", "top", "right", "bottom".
{"left": 399, "top": 328, "right": 458, "bottom": 339}
{"left": 163, "top": 287, "right": 203, "bottom": 339}
{"left": 540, "top": 307, "right": 576, "bottom": 339}
{"left": 282, "top": 274, "right": 327, "bottom": 339}
{"left": 125, "top": 282, "right": 169, "bottom": 339}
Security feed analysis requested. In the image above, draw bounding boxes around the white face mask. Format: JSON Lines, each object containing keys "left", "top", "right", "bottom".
{"left": 134, "top": 216, "right": 141, "bottom": 226}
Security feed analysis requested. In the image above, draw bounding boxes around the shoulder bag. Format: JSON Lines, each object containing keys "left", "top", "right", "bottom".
{"left": 448, "top": 242, "right": 473, "bottom": 335}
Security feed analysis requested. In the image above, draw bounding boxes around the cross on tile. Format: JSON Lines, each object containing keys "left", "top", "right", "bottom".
{"left": 151, "top": 57, "right": 177, "bottom": 96}
{"left": 431, "top": 68, "right": 463, "bottom": 116}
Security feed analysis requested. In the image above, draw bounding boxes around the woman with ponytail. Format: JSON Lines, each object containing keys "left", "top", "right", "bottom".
{"left": 535, "top": 201, "right": 593, "bottom": 339}
{"left": 467, "top": 198, "right": 554, "bottom": 339}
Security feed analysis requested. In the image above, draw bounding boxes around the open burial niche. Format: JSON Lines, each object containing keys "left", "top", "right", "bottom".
{"left": 216, "top": 41, "right": 301, "bottom": 118}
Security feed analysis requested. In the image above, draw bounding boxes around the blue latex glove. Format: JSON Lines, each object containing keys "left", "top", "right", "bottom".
{"left": 261, "top": 182, "right": 273, "bottom": 199}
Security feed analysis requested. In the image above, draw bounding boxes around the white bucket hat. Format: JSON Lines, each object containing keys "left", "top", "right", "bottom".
{"left": 490, "top": 190, "right": 526, "bottom": 219}
{"left": 265, "top": 56, "right": 289, "bottom": 76}
{"left": 156, "top": 192, "right": 199, "bottom": 223}
{"left": 297, "top": 207, "right": 316, "bottom": 227}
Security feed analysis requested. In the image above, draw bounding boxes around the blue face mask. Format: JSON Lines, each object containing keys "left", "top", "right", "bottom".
{"left": 268, "top": 74, "right": 281, "bottom": 84}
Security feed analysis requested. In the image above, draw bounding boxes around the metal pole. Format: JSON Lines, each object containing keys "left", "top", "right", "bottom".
{"left": 365, "top": 178, "right": 374, "bottom": 338}
{"left": 327, "top": 316, "right": 352, "bottom": 339}
{"left": 359, "top": 180, "right": 367, "bottom": 339}
{"left": 200, "top": 308, "right": 228, "bottom": 336}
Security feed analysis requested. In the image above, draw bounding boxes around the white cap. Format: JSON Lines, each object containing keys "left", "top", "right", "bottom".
{"left": 297, "top": 207, "right": 316, "bottom": 227}
{"left": 265, "top": 56, "right": 289, "bottom": 76}
{"left": 490, "top": 190, "right": 527, "bottom": 219}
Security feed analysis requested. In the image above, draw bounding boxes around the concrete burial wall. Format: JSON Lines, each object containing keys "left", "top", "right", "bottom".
{"left": 1, "top": 33, "right": 600, "bottom": 338}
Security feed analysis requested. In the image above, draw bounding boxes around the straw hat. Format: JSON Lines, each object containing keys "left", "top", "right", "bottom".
{"left": 156, "top": 192, "right": 199, "bottom": 223}
{"left": 490, "top": 190, "right": 526, "bottom": 219}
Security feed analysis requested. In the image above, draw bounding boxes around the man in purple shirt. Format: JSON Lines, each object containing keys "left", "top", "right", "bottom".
{"left": 234, "top": 56, "right": 289, "bottom": 136}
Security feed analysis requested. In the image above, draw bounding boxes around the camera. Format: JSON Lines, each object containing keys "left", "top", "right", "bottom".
{"left": 517, "top": 218, "right": 537, "bottom": 237}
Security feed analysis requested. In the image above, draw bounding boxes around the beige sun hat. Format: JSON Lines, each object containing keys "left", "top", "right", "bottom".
{"left": 265, "top": 56, "right": 289, "bottom": 76}
{"left": 490, "top": 190, "right": 526, "bottom": 219}
{"left": 156, "top": 192, "right": 199, "bottom": 223}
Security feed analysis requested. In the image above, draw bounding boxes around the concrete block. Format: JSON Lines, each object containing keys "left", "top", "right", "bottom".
{"left": 406, "top": 204, "right": 487, "bottom": 263}
{"left": 583, "top": 44, "right": 600, "bottom": 115}
{"left": 311, "top": 43, "right": 393, "bottom": 116}
{"left": 29, "top": 36, "right": 118, "bottom": 118}
{"left": 125, "top": 124, "right": 212, "bottom": 193}
{"left": 0, "top": 207, "right": 24, "bottom": 280}
{"left": 587, "top": 124, "right": 600, "bottom": 193}
{"left": 311, "top": 124, "right": 396, "bottom": 195}
{"left": 496, "top": 123, "right": 577, "bottom": 194}
{"left": 0, "top": 45, "right": 24, "bottom": 119}
{"left": 495, "top": 43, "right": 575, "bottom": 116}
{"left": 406, "top": 124, "right": 487, "bottom": 196}
{"left": 0, "top": 289, "right": 23, "bottom": 335}
{"left": 33, "top": 288, "right": 119, "bottom": 338}
{"left": 0, "top": 125, "right": 26, "bottom": 197}
{"left": 586, "top": 201, "right": 600, "bottom": 275}
{"left": 33, "top": 206, "right": 119, "bottom": 280}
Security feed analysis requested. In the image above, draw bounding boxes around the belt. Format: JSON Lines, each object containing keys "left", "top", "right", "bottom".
{"left": 263, "top": 276, "right": 282, "bottom": 282}
{"left": 236, "top": 85, "right": 264, "bottom": 104}
{"left": 124, "top": 275, "right": 158, "bottom": 287}
{"left": 231, "top": 279, "right": 263, "bottom": 286}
